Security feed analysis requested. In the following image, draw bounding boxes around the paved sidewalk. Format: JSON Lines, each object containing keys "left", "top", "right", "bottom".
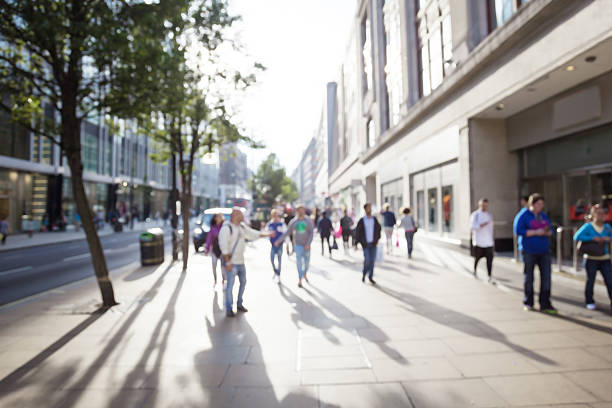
{"left": 0, "top": 221, "right": 167, "bottom": 252}
{"left": 1, "top": 238, "right": 611, "bottom": 407}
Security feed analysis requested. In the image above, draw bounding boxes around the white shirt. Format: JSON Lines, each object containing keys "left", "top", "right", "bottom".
{"left": 364, "top": 216, "right": 375, "bottom": 244}
{"left": 470, "top": 209, "right": 494, "bottom": 248}
{"left": 218, "top": 222, "right": 261, "bottom": 265}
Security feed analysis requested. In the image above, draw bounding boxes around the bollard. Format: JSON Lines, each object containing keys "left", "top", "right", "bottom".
{"left": 513, "top": 234, "right": 519, "bottom": 262}
{"left": 556, "top": 227, "right": 563, "bottom": 273}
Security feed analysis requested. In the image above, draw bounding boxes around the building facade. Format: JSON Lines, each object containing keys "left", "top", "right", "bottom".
{"left": 0, "top": 111, "right": 177, "bottom": 233}
{"left": 325, "top": 0, "right": 612, "bottom": 251}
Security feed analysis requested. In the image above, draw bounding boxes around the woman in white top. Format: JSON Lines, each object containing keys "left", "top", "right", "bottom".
{"left": 399, "top": 207, "right": 417, "bottom": 258}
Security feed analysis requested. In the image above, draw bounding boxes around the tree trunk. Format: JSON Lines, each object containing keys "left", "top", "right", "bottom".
{"left": 171, "top": 152, "right": 179, "bottom": 261}
{"left": 63, "top": 117, "right": 117, "bottom": 308}
{"left": 181, "top": 187, "right": 191, "bottom": 272}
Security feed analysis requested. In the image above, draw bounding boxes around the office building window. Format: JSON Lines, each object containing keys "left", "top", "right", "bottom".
{"left": 361, "top": 13, "right": 374, "bottom": 95}
{"left": 383, "top": 0, "right": 404, "bottom": 127}
{"left": 488, "top": 0, "right": 529, "bottom": 32}
{"left": 417, "top": 0, "right": 453, "bottom": 96}
{"left": 367, "top": 118, "right": 376, "bottom": 148}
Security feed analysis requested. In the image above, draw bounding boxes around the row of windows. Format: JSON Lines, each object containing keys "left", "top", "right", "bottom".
{"left": 355, "top": 0, "right": 529, "bottom": 152}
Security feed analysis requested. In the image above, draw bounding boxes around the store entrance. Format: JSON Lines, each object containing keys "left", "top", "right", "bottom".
{"left": 522, "top": 167, "right": 612, "bottom": 259}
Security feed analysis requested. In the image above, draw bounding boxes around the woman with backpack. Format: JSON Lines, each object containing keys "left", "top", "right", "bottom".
{"left": 205, "top": 213, "right": 226, "bottom": 287}
{"left": 573, "top": 204, "right": 612, "bottom": 312}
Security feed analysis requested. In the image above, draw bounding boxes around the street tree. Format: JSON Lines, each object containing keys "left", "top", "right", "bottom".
{"left": 142, "top": 2, "right": 264, "bottom": 271}
{"left": 251, "top": 153, "right": 298, "bottom": 208}
{"left": 0, "top": 0, "right": 189, "bottom": 307}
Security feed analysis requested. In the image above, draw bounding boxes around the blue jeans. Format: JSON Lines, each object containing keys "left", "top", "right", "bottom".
{"left": 523, "top": 252, "right": 552, "bottom": 308}
{"left": 270, "top": 244, "right": 283, "bottom": 276}
{"left": 225, "top": 264, "right": 246, "bottom": 311}
{"left": 294, "top": 245, "right": 310, "bottom": 279}
{"left": 584, "top": 258, "right": 612, "bottom": 305}
{"left": 405, "top": 231, "right": 415, "bottom": 256}
{"left": 363, "top": 244, "right": 377, "bottom": 279}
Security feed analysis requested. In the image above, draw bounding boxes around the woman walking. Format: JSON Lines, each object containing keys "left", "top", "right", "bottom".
{"left": 399, "top": 208, "right": 417, "bottom": 258}
{"left": 573, "top": 204, "right": 612, "bottom": 312}
{"left": 205, "top": 213, "right": 226, "bottom": 287}
{"left": 266, "top": 209, "right": 287, "bottom": 283}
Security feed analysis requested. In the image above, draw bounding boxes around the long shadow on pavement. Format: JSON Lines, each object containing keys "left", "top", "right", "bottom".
{"left": 48, "top": 262, "right": 177, "bottom": 407}
{"left": 278, "top": 281, "right": 407, "bottom": 364}
{"left": 105, "top": 267, "right": 188, "bottom": 407}
{"left": 0, "top": 307, "right": 107, "bottom": 394}
{"left": 193, "top": 291, "right": 341, "bottom": 407}
{"left": 373, "top": 284, "right": 557, "bottom": 365}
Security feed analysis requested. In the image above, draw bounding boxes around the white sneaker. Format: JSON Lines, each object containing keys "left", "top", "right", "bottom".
{"left": 586, "top": 303, "right": 596, "bottom": 310}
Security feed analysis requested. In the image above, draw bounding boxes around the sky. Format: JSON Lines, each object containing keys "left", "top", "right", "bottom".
{"left": 226, "top": 0, "right": 357, "bottom": 174}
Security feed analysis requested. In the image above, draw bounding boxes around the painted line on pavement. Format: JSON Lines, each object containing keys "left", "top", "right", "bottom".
{"left": 63, "top": 253, "right": 90, "bottom": 262}
{"left": 0, "top": 266, "right": 33, "bottom": 276}
{"left": 353, "top": 329, "right": 372, "bottom": 369}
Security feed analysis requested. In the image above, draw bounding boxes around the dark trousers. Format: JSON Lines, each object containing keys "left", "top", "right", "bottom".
{"left": 342, "top": 230, "right": 352, "bottom": 248}
{"left": 523, "top": 252, "right": 552, "bottom": 308}
{"left": 474, "top": 246, "right": 493, "bottom": 276}
{"left": 321, "top": 235, "right": 331, "bottom": 255}
{"left": 363, "top": 244, "right": 376, "bottom": 279}
{"left": 405, "top": 231, "right": 415, "bottom": 257}
{"left": 584, "top": 258, "right": 612, "bottom": 305}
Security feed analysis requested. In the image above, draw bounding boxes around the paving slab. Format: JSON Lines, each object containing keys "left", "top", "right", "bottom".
{"left": 1, "top": 238, "right": 612, "bottom": 407}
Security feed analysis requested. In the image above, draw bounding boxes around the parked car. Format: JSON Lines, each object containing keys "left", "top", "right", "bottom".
{"left": 192, "top": 208, "right": 232, "bottom": 252}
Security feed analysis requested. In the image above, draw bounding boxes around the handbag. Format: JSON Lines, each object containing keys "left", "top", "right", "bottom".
{"left": 221, "top": 225, "right": 241, "bottom": 271}
{"left": 332, "top": 238, "right": 339, "bottom": 250}
{"left": 577, "top": 240, "right": 605, "bottom": 257}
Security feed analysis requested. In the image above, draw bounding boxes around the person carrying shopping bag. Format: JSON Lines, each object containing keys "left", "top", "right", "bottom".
{"left": 573, "top": 204, "right": 612, "bottom": 313}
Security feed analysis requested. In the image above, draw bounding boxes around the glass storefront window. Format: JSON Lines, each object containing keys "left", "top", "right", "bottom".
{"left": 428, "top": 188, "right": 438, "bottom": 231}
{"left": 417, "top": 190, "right": 425, "bottom": 229}
{"left": 591, "top": 172, "right": 612, "bottom": 225}
{"left": 442, "top": 185, "right": 453, "bottom": 233}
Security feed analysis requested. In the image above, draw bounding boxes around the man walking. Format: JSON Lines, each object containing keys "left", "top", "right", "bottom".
{"left": 514, "top": 193, "right": 558, "bottom": 314}
{"left": 266, "top": 209, "right": 287, "bottom": 283}
{"left": 317, "top": 211, "right": 333, "bottom": 257}
{"left": 219, "top": 208, "right": 273, "bottom": 317}
{"left": 340, "top": 209, "right": 354, "bottom": 252}
{"left": 355, "top": 203, "right": 381, "bottom": 284}
{"left": 470, "top": 198, "right": 495, "bottom": 281}
{"left": 381, "top": 204, "right": 396, "bottom": 254}
{"left": 276, "top": 204, "right": 314, "bottom": 288}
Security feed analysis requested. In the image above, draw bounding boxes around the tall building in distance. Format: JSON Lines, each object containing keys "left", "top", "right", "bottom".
{"left": 218, "top": 143, "right": 251, "bottom": 208}
{"left": 313, "top": 0, "right": 612, "bottom": 253}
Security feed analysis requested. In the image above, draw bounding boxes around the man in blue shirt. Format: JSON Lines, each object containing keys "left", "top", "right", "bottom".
{"left": 381, "top": 203, "right": 397, "bottom": 254}
{"left": 266, "top": 209, "right": 287, "bottom": 282}
{"left": 513, "top": 193, "right": 557, "bottom": 314}
{"left": 355, "top": 203, "right": 381, "bottom": 284}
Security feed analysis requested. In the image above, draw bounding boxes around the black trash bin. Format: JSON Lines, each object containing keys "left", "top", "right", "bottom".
{"left": 140, "top": 228, "right": 164, "bottom": 266}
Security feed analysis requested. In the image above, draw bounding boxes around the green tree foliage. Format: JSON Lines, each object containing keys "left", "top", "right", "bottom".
{"left": 133, "top": 1, "right": 264, "bottom": 271}
{"left": 0, "top": 0, "right": 252, "bottom": 305}
{"left": 251, "top": 154, "right": 299, "bottom": 207}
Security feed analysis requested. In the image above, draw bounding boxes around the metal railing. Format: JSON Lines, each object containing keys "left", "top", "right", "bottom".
{"left": 556, "top": 226, "right": 579, "bottom": 274}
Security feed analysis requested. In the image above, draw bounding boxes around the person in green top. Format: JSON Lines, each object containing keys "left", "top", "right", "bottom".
{"left": 573, "top": 204, "right": 612, "bottom": 312}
